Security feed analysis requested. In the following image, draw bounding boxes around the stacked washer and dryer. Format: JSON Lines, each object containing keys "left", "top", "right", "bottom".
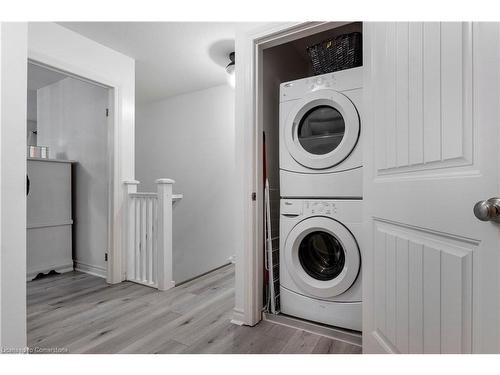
{"left": 279, "top": 66, "right": 363, "bottom": 331}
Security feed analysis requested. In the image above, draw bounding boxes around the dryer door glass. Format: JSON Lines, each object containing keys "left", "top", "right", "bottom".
{"left": 297, "top": 105, "right": 345, "bottom": 155}
{"left": 298, "top": 231, "right": 345, "bottom": 281}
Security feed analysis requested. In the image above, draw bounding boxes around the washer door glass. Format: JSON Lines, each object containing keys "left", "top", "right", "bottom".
{"left": 298, "top": 106, "right": 345, "bottom": 155}
{"left": 298, "top": 231, "right": 345, "bottom": 281}
{"left": 284, "top": 216, "right": 360, "bottom": 298}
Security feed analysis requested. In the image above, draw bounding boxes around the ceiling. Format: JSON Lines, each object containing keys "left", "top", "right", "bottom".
{"left": 28, "top": 63, "right": 67, "bottom": 91}
{"left": 59, "top": 22, "right": 264, "bottom": 103}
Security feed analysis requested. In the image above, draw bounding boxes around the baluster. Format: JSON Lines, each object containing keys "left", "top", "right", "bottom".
{"left": 135, "top": 197, "right": 140, "bottom": 281}
{"left": 152, "top": 197, "right": 158, "bottom": 284}
{"left": 144, "top": 197, "right": 149, "bottom": 283}
{"left": 129, "top": 197, "right": 136, "bottom": 280}
{"left": 141, "top": 197, "right": 147, "bottom": 281}
{"left": 144, "top": 197, "right": 148, "bottom": 284}
{"left": 147, "top": 197, "right": 153, "bottom": 284}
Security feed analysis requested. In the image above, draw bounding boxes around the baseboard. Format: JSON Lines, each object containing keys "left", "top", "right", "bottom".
{"left": 176, "top": 262, "right": 232, "bottom": 286}
{"left": 231, "top": 308, "right": 246, "bottom": 326}
{"left": 74, "top": 260, "right": 107, "bottom": 279}
{"left": 263, "top": 312, "right": 362, "bottom": 347}
{"left": 27, "top": 263, "right": 74, "bottom": 282}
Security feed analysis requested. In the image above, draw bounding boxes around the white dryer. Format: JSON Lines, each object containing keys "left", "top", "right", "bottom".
{"left": 280, "top": 198, "right": 362, "bottom": 331}
{"left": 279, "top": 67, "right": 363, "bottom": 198}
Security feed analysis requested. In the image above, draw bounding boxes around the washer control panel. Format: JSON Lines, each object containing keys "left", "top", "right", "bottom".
{"left": 281, "top": 199, "right": 362, "bottom": 222}
{"left": 303, "top": 200, "right": 338, "bottom": 216}
{"left": 281, "top": 199, "right": 339, "bottom": 218}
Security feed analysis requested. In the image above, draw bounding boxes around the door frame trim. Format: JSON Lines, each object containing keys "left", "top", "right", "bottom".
{"left": 27, "top": 50, "right": 122, "bottom": 284}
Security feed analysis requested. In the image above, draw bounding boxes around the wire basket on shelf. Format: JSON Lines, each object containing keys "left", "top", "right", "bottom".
{"left": 307, "top": 32, "right": 362, "bottom": 75}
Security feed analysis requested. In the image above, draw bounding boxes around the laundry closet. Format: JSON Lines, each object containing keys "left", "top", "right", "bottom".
{"left": 261, "top": 22, "right": 363, "bottom": 331}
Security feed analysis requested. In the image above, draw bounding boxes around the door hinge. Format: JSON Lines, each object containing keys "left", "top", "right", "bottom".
{"left": 251, "top": 192, "right": 257, "bottom": 201}
{"left": 105, "top": 108, "right": 109, "bottom": 117}
{"left": 105, "top": 253, "right": 108, "bottom": 262}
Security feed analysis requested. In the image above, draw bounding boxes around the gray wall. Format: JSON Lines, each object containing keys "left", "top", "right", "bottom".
{"left": 27, "top": 89, "right": 37, "bottom": 121}
{"left": 136, "top": 84, "right": 236, "bottom": 283}
{"left": 262, "top": 43, "right": 309, "bottom": 244}
{"left": 27, "top": 89, "right": 37, "bottom": 145}
{"left": 37, "top": 77, "right": 109, "bottom": 277}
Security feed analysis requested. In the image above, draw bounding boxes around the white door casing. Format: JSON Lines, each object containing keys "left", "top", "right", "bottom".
{"left": 363, "top": 22, "right": 500, "bottom": 353}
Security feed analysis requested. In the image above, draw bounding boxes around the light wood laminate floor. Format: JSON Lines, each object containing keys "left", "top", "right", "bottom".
{"left": 27, "top": 264, "right": 361, "bottom": 354}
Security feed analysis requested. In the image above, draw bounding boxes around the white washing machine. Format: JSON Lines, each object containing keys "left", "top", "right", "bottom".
{"left": 280, "top": 198, "right": 362, "bottom": 331}
{"left": 279, "top": 67, "right": 363, "bottom": 198}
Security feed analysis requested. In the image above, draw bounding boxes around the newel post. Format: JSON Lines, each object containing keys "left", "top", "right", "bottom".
{"left": 156, "top": 178, "right": 176, "bottom": 291}
{"left": 124, "top": 180, "right": 140, "bottom": 280}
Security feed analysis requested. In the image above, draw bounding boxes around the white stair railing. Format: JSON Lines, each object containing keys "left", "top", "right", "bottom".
{"left": 123, "top": 179, "right": 182, "bottom": 290}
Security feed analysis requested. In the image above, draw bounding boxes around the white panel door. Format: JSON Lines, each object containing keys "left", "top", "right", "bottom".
{"left": 363, "top": 22, "right": 500, "bottom": 353}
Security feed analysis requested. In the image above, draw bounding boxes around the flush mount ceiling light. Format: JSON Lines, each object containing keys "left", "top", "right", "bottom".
{"left": 225, "top": 52, "right": 235, "bottom": 74}
{"left": 226, "top": 52, "right": 235, "bottom": 88}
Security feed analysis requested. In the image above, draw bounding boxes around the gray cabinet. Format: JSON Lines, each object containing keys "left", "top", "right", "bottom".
{"left": 27, "top": 158, "right": 74, "bottom": 280}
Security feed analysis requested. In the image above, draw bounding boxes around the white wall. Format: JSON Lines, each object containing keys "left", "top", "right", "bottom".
{"left": 28, "top": 22, "right": 135, "bottom": 283}
{"left": 0, "top": 22, "right": 28, "bottom": 350}
{"left": 136, "top": 84, "right": 236, "bottom": 284}
{"left": 37, "top": 77, "right": 109, "bottom": 278}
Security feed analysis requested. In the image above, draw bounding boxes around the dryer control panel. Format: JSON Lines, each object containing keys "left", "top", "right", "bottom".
{"left": 280, "top": 66, "right": 363, "bottom": 102}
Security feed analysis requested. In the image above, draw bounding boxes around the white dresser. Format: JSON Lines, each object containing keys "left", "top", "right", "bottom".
{"left": 27, "top": 158, "right": 74, "bottom": 280}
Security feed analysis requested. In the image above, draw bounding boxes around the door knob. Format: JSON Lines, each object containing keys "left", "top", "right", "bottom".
{"left": 473, "top": 197, "right": 500, "bottom": 222}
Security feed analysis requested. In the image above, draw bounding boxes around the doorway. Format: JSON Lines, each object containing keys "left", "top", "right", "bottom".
{"left": 26, "top": 62, "right": 111, "bottom": 280}
{"left": 235, "top": 22, "right": 362, "bottom": 326}
{"left": 26, "top": 61, "right": 114, "bottom": 346}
